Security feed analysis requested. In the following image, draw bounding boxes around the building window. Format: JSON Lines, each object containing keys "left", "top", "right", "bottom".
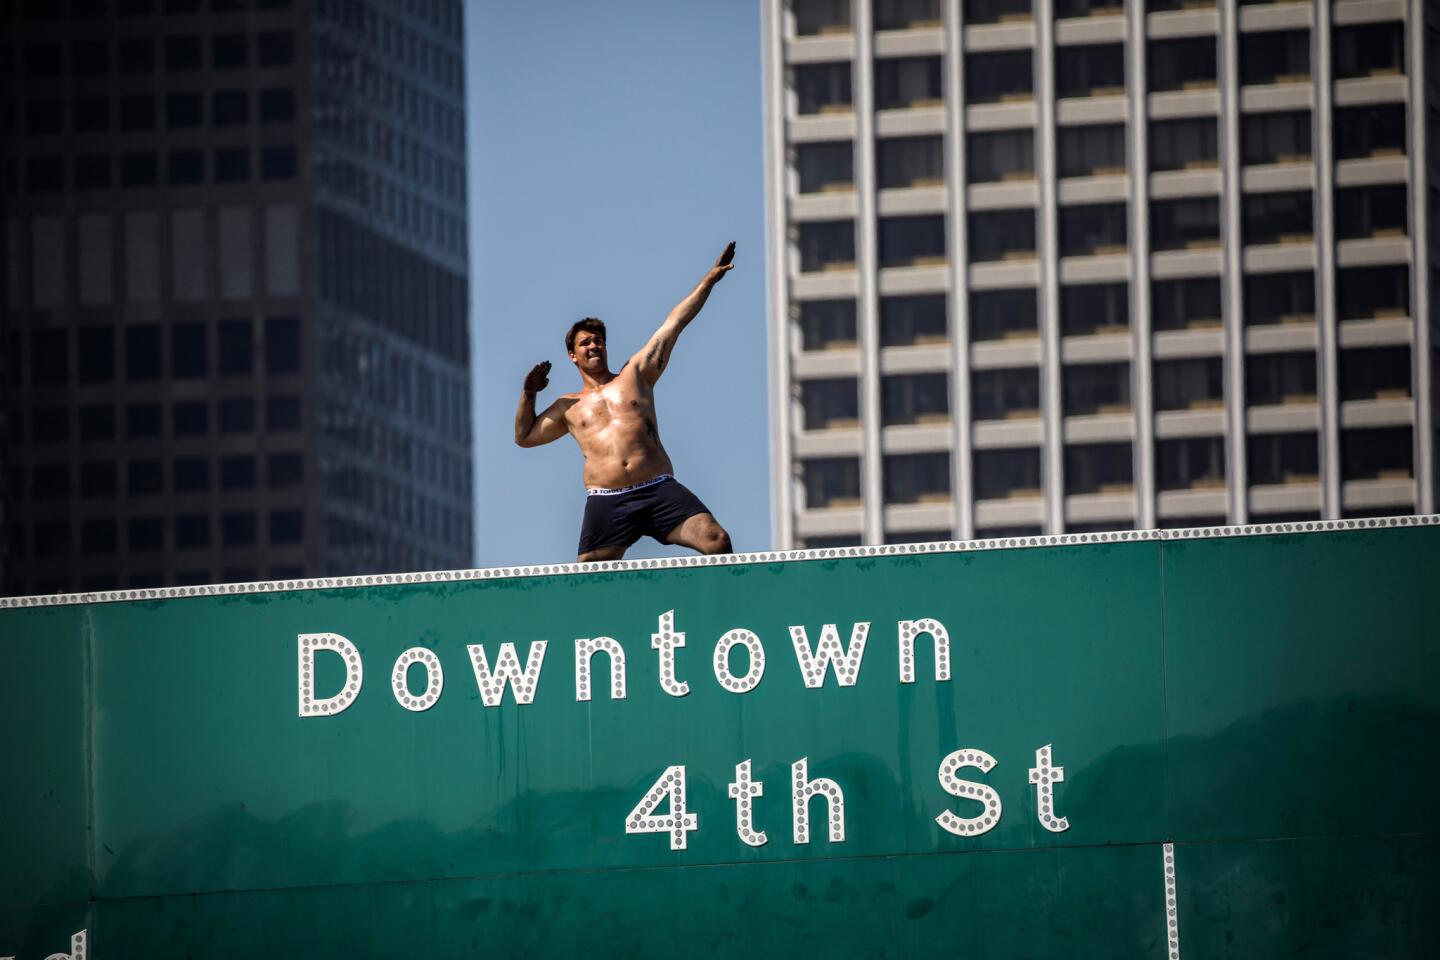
{"left": 168, "top": 149, "right": 205, "bottom": 185}
{"left": 798, "top": 220, "right": 856, "bottom": 272}
{"left": 879, "top": 214, "right": 945, "bottom": 267}
{"left": 125, "top": 325, "right": 162, "bottom": 380}
{"left": 802, "top": 457, "right": 861, "bottom": 509}
{"left": 1244, "top": 272, "right": 1314, "bottom": 326}
{"left": 80, "top": 461, "right": 118, "bottom": 498}
{"left": 1240, "top": 30, "right": 1309, "bottom": 86}
{"left": 1339, "top": 347, "right": 1410, "bottom": 402}
{"left": 971, "top": 288, "right": 1037, "bottom": 340}
{"left": 257, "top": 31, "right": 294, "bottom": 66}
{"left": 1059, "top": 203, "right": 1127, "bottom": 257}
{"left": 266, "top": 395, "right": 301, "bottom": 430}
{"left": 222, "top": 512, "right": 257, "bottom": 546}
{"left": 79, "top": 406, "right": 115, "bottom": 441}
{"left": 796, "top": 142, "right": 854, "bottom": 194}
{"left": 1248, "top": 433, "right": 1319, "bottom": 486}
{"left": 211, "top": 32, "right": 248, "bottom": 69}
{"left": 1335, "top": 185, "right": 1408, "bottom": 241}
{"left": 269, "top": 510, "right": 304, "bottom": 544}
{"left": 1332, "top": 22, "right": 1404, "bottom": 79}
{"left": 1057, "top": 124, "right": 1124, "bottom": 178}
{"left": 127, "top": 459, "right": 163, "bottom": 495}
{"left": 218, "top": 397, "right": 254, "bottom": 432}
{"left": 1151, "top": 197, "right": 1220, "bottom": 251}
{"left": 33, "top": 463, "right": 72, "bottom": 501}
{"left": 74, "top": 97, "right": 110, "bottom": 132}
{"left": 1341, "top": 427, "right": 1411, "bottom": 480}
{"left": 967, "top": 0, "right": 1032, "bottom": 24}
{"left": 1065, "top": 442, "right": 1132, "bottom": 494}
{"left": 118, "top": 36, "right": 156, "bottom": 74}
{"left": 1246, "top": 352, "right": 1316, "bottom": 406}
{"left": 172, "top": 322, "right": 207, "bottom": 377}
{"left": 166, "top": 93, "right": 203, "bottom": 128}
{"left": 972, "top": 367, "right": 1040, "bottom": 421}
{"left": 877, "top": 0, "right": 942, "bottom": 29}
{"left": 1242, "top": 111, "right": 1311, "bottom": 166}
{"left": 264, "top": 315, "right": 300, "bottom": 372}
{"left": 801, "top": 379, "right": 859, "bottom": 430}
{"left": 73, "top": 38, "right": 110, "bottom": 73}
{"left": 880, "top": 294, "right": 946, "bottom": 345}
{"left": 796, "top": 0, "right": 851, "bottom": 36}
{"left": 75, "top": 154, "right": 112, "bottom": 189}
{"left": 120, "top": 94, "right": 157, "bottom": 132}
{"left": 164, "top": 34, "right": 203, "bottom": 72}
{"left": 1242, "top": 191, "right": 1313, "bottom": 246}
{"left": 966, "top": 50, "right": 1033, "bottom": 104}
{"left": 128, "top": 517, "right": 164, "bottom": 552}
{"left": 34, "top": 521, "right": 71, "bottom": 558}
{"left": 215, "top": 147, "right": 251, "bottom": 182}
{"left": 261, "top": 144, "right": 297, "bottom": 180}
{"left": 176, "top": 514, "right": 210, "bottom": 549}
{"left": 795, "top": 63, "right": 852, "bottom": 115}
{"left": 82, "top": 519, "right": 118, "bottom": 556}
{"left": 173, "top": 400, "right": 209, "bottom": 435}
{"left": 879, "top": 135, "right": 944, "bottom": 188}
{"left": 1152, "top": 277, "right": 1221, "bottom": 331}
{"left": 1334, "top": 105, "right": 1405, "bottom": 160}
{"left": 1148, "top": 37, "right": 1216, "bottom": 92}
{"left": 799, "top": 300, "right": 858, "bottom": 350}
{"left": 213, "top": 89, "right": 249, "bottom": 125}
{"left": 1336, "top": 265, "right": 1408, "bottom": 320}
{"left": 268, "top": 452, "right": 303, "bottom": 487}
{"left": 259, "top": 87, "right": 296, "bottom": 123}
{"left": 1155, "top": 357, "right": 1223, "bottom": 411}
{"left": 26, "top": 99, "right": 63, "bottom": 136}
{"left": 969, "top": 209, "right": 1036, "bottom": 262}
{"left": 126, "top": 403, "right": 162, "bottom": 438}
{"left": 884, "top": 452, "right": 950, "bottom": 504}
{"left": 31, "top": 406, "right": 69, "bottom": 445}
{"left": 874, "top": 56, "right": 942, "bottom": 111}
{"left": 1056, "top": 44, "right": 1125, "bottom": 98}
{"left": 1060, "top": 283, "right": 1127, "bottom": 336}
{"left": 218, "top": 318, "right": 253, "bottom": 375}
{"left": 174, "top": 456, "right": 210, "bottom": 492}
{"left": 221, "top": 455, "right": 257, "bottom": 489}
{"left": 30, "top": 330, "right": 68, "bottom": 385}
{"left": 1157, "top": 437, "right": 1226, "bottom": 491}
{"left": 1150, "top": 117, "right": 1218, "bottom": 171}
{"left": 967, "top": 130, "right": 1033, "bottom": 183}
{"left": 78, "top": 327, "right": 115, "bottom": 383}
{"left": 1064, "top": 362, "right": 1130, "bottom": 415}
{"left": 882, "top": 373, "right": 949, "bottom": 425}
{"left": 121, "top": 152, "right": 158, "bottom": 187}
{"left": 974, "top": 448, "right": 1041, "bottom": 499}
{"left": 26, "top": 156, "right": 64, "bottom": 192}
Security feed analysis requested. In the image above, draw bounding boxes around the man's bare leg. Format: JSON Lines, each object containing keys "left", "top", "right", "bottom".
{"left": 665, "top": 513, "right": 733, "bottom": 555}
{"left": 577, "top": 545, "right": 628, "bottom": 563}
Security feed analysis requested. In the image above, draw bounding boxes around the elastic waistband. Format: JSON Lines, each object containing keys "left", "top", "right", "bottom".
{"left": 586, "top": 474, "right": 673, "bottom": 497}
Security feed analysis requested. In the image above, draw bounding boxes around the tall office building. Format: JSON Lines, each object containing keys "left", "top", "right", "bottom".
{"left": 2, "top": 0, "right": 472, "bottom": 594}
{"left": 763, "top": 0, "right": 1437, "bottom": 547}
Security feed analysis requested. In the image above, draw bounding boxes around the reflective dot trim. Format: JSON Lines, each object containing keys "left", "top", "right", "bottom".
{"left": 935, "top": 748, "right": 1002, "bottom": 837}
{"left": 789, "top": 622, "right": 870, "bottom": 689}
{"left": 574, "top": 636, "right": 627, "bottom": 702}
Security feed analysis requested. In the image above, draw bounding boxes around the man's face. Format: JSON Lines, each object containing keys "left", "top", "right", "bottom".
{"left": 569, "top": 330, "right": 607, "bottom": 372}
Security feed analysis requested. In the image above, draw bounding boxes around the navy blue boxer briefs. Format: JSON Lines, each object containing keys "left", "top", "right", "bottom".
{"left": 577, "top": 475, "right": 710, "bottom": 554}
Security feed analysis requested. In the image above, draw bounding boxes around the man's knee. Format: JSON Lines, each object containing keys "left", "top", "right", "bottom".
{"left": 700, "top": 524, "right": 732, "bottom": 555}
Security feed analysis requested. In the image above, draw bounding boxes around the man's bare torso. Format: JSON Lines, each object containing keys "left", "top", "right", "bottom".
{"left": 557, "top": 362, "right": 673, "bottom": 489}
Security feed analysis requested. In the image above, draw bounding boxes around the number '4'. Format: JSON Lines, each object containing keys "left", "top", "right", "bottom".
{"left": 625, "top": 764, "right": 699, "bottom": 850}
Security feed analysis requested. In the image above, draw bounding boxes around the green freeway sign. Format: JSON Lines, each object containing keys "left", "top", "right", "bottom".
{"left": 2, "top": 519, "right": 1436, "bottom": 957}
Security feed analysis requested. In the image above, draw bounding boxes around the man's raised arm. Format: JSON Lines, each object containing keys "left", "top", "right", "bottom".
{"left": 633, "top": 241, "right": 735, "bottom": 385}
{"left": 514, "top": 361, "right": 568, "bottom": 447}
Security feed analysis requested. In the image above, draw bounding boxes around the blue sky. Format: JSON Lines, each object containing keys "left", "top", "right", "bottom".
{"left": 467, "top": 1, "right": 771, "bottom": 567}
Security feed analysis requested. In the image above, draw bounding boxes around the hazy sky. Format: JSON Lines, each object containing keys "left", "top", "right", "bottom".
{"left": 467, "top": 1, "right": 771, "bottom": 567}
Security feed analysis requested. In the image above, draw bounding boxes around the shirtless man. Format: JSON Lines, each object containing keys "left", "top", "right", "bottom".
{"left": 514, "top": 242, "right": 737, "bottom": 562}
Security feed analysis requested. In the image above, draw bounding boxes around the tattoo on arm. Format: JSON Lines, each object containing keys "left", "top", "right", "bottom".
{"left": 645, "top": 340, "right": 666, "bottom": 372}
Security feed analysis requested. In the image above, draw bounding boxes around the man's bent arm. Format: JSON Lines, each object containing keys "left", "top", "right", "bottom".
{"left": 515, "top": 361, "right": 567, "bottom": 447}
{"left": 634, "top": 241, "right": 735, "bottom": 385}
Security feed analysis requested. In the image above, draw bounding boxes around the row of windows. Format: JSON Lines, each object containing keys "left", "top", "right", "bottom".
{"left": 317, "top": 157, "right": 468, "bottom": 259}
{"left": 15, "top": 31, "right": 294, "bottom": 80}
{"left": 23, "top": 145, "right": 296, "bottom": 191}
{"left": 18, "top": 396, "right": 303, "bottom": 445}
{"left": 794, "top": 106, "right": 1405, "bottom": 193}
{"left": 19, "top": 510, "right": 305, "bottom": 557}
{"left": 798, "top": 426, "right": 1416, "bottom": 508}
{"left": 18, "top": 452, "right": 303, "bottom": 501}
{"left": 796, "top": 267, "right": 1410, "bottom": 349}
{"left": 793, "top": 23, "right": 1405, "bottom": 113}
{"left": 14, "top": 89, "right": 294, "bottom": 136}
{"left": 796, "top": 187, "right": 1407, "bottom": 270}
{"left": 316, "top": 0, "right": 466, "bottom": 98}
{"left": 320, "top": 337, "right": 471, "bottom": 447}
{"left": 18, "top": 317, "right": 299, "bottom": 387}
{"left": 797, "top": 346, "right": 1413, "bottom": 430}
{"left": 313, "top": 32, "right": 466, "bottom": 150}
{"left": 314, "top": 97, "right": 466, "bottom": 202}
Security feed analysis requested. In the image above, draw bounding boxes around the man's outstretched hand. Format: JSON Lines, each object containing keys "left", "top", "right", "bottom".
{"left": 709, "top": 241, "right": 736, "bottom": 282}
{"left": 523, "top": 361, "right": 551, "bottom": 395}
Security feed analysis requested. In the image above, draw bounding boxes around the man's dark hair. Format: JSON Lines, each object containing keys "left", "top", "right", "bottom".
{"left": 566, "top": 317, "right": 606, "bottom": 354}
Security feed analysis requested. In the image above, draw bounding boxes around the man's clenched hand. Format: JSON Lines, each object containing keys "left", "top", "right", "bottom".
{"left": 524, "top": 361, "right": 551, "bottom": 395}
{"left": 709, "top": 241, "right": 736, "bottom": 282}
